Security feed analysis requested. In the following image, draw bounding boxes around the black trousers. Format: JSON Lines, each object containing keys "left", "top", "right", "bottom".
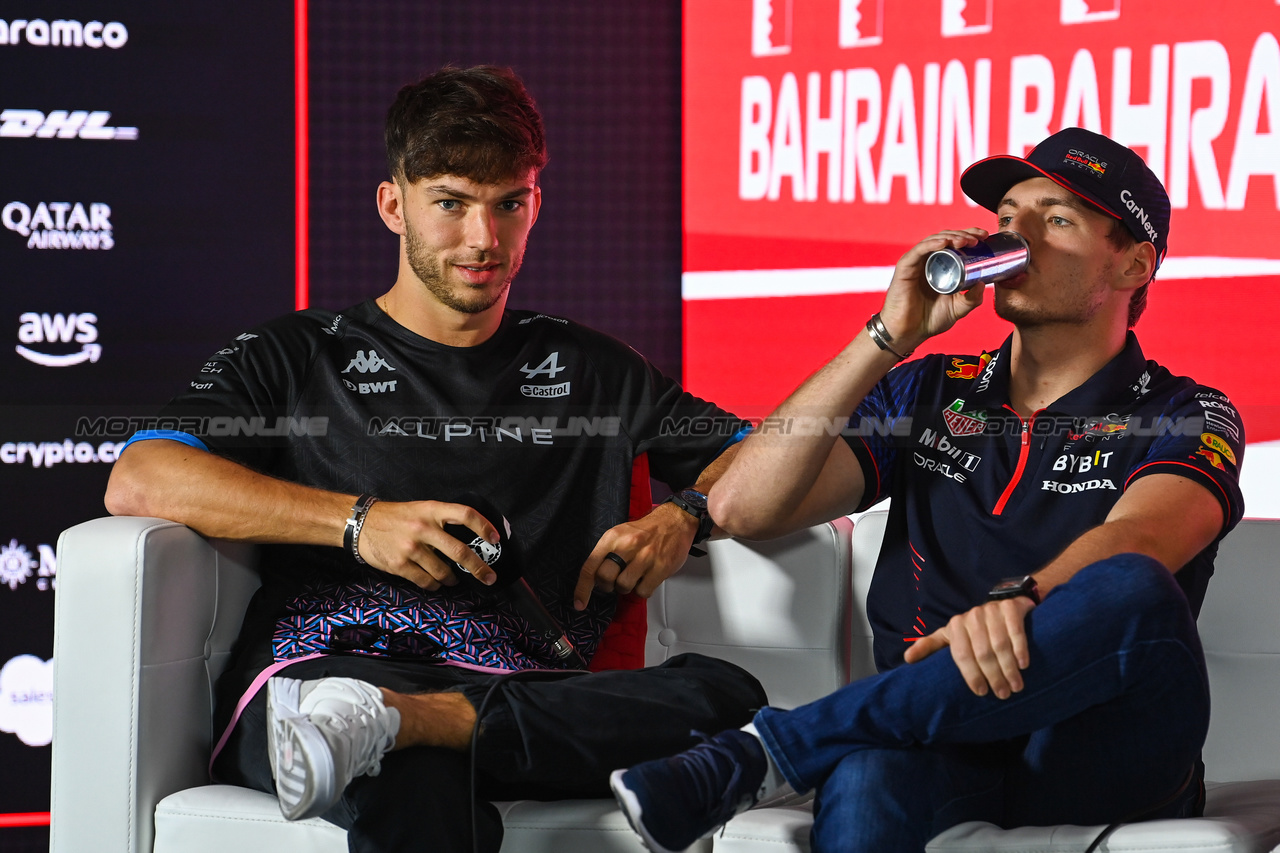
{"left": 212, "top": 653, "right": 767, "bottom": 853}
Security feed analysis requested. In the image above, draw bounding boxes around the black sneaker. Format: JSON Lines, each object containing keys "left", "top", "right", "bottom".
{"left": 610, "top": 729, "right": 767, "bottom": 853}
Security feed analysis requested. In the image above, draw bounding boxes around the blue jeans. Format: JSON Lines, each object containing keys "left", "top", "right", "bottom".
{"left": 753, "top": 554, "right": 1210, "bottom": 853}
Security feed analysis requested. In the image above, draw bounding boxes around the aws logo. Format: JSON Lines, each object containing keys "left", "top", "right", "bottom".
{"left": 16, "top": 312, "right": 100, "bottom": 367}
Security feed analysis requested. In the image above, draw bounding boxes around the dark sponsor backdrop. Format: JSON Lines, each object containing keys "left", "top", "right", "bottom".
{"left": 0, "top": 3, "right": 294, "bottom": 849}
{"left": 0, "top": 2, "right": 682, "bottom": 850}
{"left": 307, "top": 0, "right": 684, "bottom": 378}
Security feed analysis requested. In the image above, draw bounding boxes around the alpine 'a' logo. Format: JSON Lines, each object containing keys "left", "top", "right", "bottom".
{"left": 520, "top": 352, "right": 565, "bottom": 379}
{"left": 342, "top": 350, "right": 396, "bottom": 374}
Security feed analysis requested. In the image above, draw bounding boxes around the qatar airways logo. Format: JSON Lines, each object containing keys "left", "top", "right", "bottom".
{"left": 3, "top": 201, "right": 113, "bottom": 250}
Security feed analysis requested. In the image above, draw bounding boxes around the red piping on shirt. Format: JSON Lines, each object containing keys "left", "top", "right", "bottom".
{"left": 1127, "top": 460, "right": 1235, "bottom": 525}
{"left": 992, "top": 406, "right": 1043, "bottom": 515}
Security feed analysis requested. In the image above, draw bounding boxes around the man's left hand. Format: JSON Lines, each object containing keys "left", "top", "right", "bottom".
{"left": 903, "top": 596, "right": 1037, "bottom": 699}
{"left": 573, "top": 502, "right": 698, "bottom": 610}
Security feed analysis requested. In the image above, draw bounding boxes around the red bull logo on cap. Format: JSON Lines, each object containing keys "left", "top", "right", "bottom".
{"left": 1064, "top": 148, "right": 1108, "bottom": 177}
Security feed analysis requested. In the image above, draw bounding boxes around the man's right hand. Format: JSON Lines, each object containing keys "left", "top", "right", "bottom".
{"left": 356, "top": 500, "right": 500, "bottom": 590}
{"left": 877, "top": 227, "right": 992, "bottom": 348}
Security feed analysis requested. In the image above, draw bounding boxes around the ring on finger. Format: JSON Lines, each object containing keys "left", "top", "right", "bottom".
{"left": 604, "top": 552, "right": 628, "bottom": 571}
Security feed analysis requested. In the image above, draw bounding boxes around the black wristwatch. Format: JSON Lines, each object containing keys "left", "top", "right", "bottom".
{"left": 988, "top": 575, "right": 1041, "bottom": 605}
{"left": 664, "top": 488, "right": 714, "bottom": 545}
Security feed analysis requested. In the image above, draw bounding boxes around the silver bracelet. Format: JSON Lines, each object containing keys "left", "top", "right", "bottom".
{"left": 866, "top": 313, "right": 912, "bottom": 361}
{"left": 343, "top": 493, "right": 379, "bottom": 565}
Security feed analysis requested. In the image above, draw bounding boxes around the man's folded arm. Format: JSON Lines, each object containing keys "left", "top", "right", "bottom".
{"left": 1031, "top": 472, "right": 1226, "bottom": 597}
{"left": 105, "top": 437, "right": 351, "bottom": 545}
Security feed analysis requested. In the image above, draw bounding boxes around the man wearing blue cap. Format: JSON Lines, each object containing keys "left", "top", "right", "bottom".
{"left": 611, "top": 128, "right": 1246, "bottom": 852}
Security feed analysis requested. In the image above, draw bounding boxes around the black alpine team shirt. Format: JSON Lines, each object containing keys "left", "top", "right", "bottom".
{"left": 844, "top": 332, "right": 1245, "bottom": 671}
{"left": 123, "top": 301, "right": 748, "bottom": 692}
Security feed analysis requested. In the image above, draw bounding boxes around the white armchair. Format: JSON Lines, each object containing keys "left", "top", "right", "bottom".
{"left": 50, "top": 512, "right": 1280, "bottom": 853}
{"left": 714, "top": 517, "right": 1280, "bottom": 853}
{"left": 50, "top": 514, "right": 856, "bottom": 853}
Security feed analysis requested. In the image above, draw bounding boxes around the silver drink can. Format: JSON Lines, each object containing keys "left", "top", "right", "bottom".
{"left": 925, "top": 231, "right": 1030, "bottom": 294}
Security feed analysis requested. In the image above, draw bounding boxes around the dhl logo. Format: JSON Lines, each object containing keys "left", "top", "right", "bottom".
{"left": 946, "top": 353, "right": 993, "bottom": 380}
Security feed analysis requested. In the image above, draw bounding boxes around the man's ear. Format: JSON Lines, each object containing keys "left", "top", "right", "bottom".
{"left": 377, "top": 180, "right": 406, "bottom": 235}
{"left": 529, "top": 185, "right": 542, "bottom": 227}
{"left": 1118, "top": 241, "right": 1157, "bottom": 292}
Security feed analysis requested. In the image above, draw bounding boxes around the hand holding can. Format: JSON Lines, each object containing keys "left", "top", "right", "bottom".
{"left": 924, "top": 231, "right": 1030, "bottom": 294}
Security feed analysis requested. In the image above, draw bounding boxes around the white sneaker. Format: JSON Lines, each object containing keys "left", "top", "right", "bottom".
{"left": 266, "top": 676, "right": 401, "bottom": 821}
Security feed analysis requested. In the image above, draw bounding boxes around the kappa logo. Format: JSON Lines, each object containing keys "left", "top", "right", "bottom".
{"left": 342, "top": 350, "right": 396, "bottom": 374}
{"left": 942, "top": 399, "right": 987, "bottom": 437}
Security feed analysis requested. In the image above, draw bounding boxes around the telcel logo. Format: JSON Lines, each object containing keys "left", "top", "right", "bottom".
{"left": 16, "top": 312, "right": 100, "bottom": 367}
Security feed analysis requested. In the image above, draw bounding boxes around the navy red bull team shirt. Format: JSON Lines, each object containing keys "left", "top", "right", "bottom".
{"left": 845, "top": 331, "right": 1245, "bottom": 671}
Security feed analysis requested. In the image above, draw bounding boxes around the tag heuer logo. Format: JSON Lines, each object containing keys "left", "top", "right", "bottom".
{"left": 942, "top": 399, "right": 987, "bottom": 437}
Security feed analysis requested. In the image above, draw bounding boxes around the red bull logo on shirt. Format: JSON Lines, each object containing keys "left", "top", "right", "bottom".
{"left": 945, "top": 353, "right": 993, "bottom": 381}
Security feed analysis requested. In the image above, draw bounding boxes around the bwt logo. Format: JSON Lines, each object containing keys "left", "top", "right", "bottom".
{"left": 16, "top": 312, "right": 101, "bottom": 367}
{"left": 0, "top": 110, "right": 137, "bottom": 140}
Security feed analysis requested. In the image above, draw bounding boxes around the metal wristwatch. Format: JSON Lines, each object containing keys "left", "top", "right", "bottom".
{"left": 987, "top": 575, "right": 1041, "bottom": 605}
{"left": 664, "top": 488, "right": 714, "bottom": 545}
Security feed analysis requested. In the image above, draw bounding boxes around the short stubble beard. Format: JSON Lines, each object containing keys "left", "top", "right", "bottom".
{"left": 404, "top": 221, "right": 525, "bottom": 315}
